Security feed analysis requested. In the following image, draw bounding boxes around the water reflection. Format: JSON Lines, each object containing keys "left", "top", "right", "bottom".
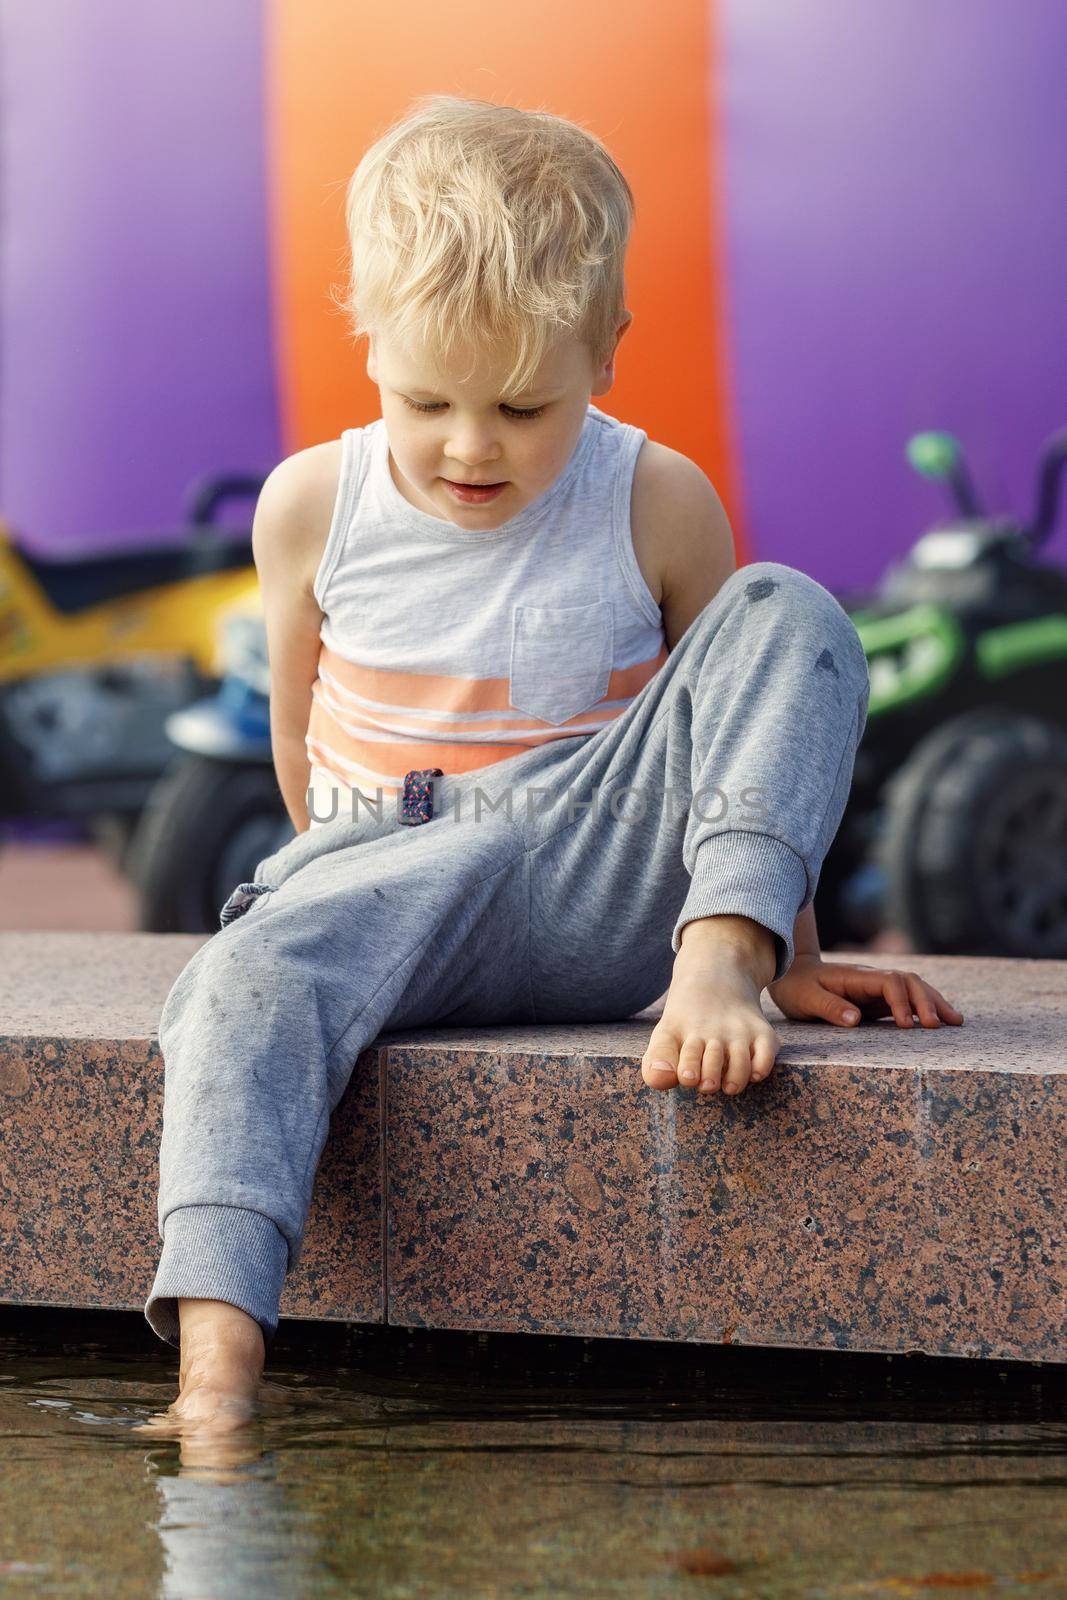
{"left": 152, "top": 1466, "right": 319, "bottom": 1600}
{"left": 0, "top": 1310, "right": 1064, "bottom": 1599}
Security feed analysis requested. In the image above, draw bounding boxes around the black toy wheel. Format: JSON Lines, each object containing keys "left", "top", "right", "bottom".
{"left": 878, "top": 709, "right": 1067, "bottom": 957}
{"left": 128, "top": 755, "right": 292, "bottom": 933}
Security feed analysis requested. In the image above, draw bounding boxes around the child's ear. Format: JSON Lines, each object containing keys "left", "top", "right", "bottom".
{"left": 366, "top": 334, "right": 378, "bottom": 384}
{"left": 591, "top": 313, "right": 632, "bottom": 395}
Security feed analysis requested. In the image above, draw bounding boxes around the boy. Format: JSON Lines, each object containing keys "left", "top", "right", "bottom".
{"left": 136, "top": 95, "right": 962, "bottom": 1441}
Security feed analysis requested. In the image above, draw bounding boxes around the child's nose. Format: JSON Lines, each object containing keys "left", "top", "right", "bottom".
{"left": 445, "top": 431, "right": 502, "bottom": 466}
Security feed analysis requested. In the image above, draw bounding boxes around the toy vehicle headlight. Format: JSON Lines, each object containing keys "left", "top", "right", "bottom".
{"left": 217, "top": 614, "right": 271, "bottom": 696}
{"left": 911, "top": 529, "right": 982, "bottom": 568}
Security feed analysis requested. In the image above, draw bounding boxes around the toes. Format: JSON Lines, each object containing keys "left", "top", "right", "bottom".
{"left": 749, "top": 1030, "right": 779, "bottom": 1084}
{"left": 676, "top": 1038, "right": 705, "bottom": 1087}
{"left": 721, "top": 1038, "right": 753, "bottom": 1095}
{"left": 643, "top": 1021, "right": 781, "bottom": 1097}
{"left": 641, "top": 1025, "right": 680, "bottom": 1087}
{"left": 641, "top": 1056, "right": 678, "bottom": 1089}
{"left": 641, "top": 1021, "right": 682, "bottom": 1088}
{"left": 698, "top": 1039, "right": 725, "bottom": 1094}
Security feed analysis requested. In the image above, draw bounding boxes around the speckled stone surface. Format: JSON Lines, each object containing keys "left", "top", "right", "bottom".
{"left": 1, "top": 938, "right": 1063, "bottom": 1359}
{"left": 0, "top": 933, "right": 383, "bottom": 1325}
{"left": 381, "top": 954, "right": 1066, "bottom": 1363}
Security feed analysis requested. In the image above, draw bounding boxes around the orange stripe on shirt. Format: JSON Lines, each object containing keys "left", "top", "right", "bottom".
{"left": 304, "top": 640, "right": 671, "bottom": 786}
{"left": 312, "top": 674, "right": 637, "bottom": 743}
{"left": 306, "top": 715, "right": 602, "bottom": 778}
{"left": 315, "top": 641, "right": 669, "bottom": 718}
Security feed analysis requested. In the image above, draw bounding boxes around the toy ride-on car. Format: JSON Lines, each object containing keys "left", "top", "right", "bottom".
{"left": 0, "top": 473, "right": 264, "bottom": 868}
{"left": 128, "top": 588, "right": 295, "bottom": 932}
{"left": 815, "top": 426, "right": 1067, "bottom": 959}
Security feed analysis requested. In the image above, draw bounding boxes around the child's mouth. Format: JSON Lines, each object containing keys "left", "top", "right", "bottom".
{"left": 442, "top": 478, "right": 507, "bottom": 504}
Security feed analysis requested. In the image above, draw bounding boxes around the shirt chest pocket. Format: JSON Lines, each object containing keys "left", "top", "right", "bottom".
{"left": 508, "top": 599, "right": 615, "bottom": 726}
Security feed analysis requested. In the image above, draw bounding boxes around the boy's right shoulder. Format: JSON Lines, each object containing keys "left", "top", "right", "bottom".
{"left": 252, "top": 439, "right": 344, "bottom": 596}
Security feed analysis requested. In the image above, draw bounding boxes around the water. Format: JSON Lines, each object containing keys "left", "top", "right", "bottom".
{"left": 0, "top": 1307, "right": 1064, "bottom": 1598}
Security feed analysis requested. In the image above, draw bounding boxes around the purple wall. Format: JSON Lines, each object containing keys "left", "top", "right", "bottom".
{"left": 0, "top": 0, "right": 280, "bottom": 552}
{"left": 719, "top": 0, "right": 1067, "bottom": 589}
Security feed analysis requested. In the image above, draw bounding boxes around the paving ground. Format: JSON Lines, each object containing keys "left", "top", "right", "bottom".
{"left": 0, "top": 838, "right": 139, "bottom": 932}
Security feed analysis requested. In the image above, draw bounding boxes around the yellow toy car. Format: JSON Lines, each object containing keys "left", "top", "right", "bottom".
{"left": 0, "top": 473, "right": 263, "bottom": 866}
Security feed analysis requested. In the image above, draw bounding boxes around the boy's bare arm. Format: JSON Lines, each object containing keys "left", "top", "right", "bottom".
{"left": 643, "top": 447, "right": 738, "bottom": 652}
{"left": 640, "top": 446, "right": 824, "bottom": 965}
{"left": 251, "top": 445, "right": 339, "bottom": 835}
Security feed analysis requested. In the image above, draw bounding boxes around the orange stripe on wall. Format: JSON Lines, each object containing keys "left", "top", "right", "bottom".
{"left": 266, "top": 0, "right": 749, "bottom": 559}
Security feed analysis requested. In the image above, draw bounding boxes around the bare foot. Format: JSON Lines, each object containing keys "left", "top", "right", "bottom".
{"left": 133, "top": 1298, "right": 265, "bottom": 1441}
{"left": 641, "top": 915, "right": 781, "bottom": 1097}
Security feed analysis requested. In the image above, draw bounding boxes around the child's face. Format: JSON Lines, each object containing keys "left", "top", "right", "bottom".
{"left": 367, "top": 319, "right": 630, "bottom": 528}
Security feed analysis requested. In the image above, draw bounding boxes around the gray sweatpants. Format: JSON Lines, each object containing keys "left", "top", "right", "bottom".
{"left": 145, "top": 562, "right": 870, "bottom": 1347}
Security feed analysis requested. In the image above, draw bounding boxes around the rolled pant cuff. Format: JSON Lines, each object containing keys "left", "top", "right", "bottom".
{"left": 671, "top": 831, "right": 809, "bottom": 983}
{"left": 144, "top": 1203, "right": 289, "bottom": 1350}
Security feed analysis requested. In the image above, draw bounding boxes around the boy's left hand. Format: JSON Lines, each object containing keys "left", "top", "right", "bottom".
{"left": 766, "top": 955, "right": 965, "bottom": 1029}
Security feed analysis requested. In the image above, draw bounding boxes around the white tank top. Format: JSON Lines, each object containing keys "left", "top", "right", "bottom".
{"left": 305, "top": 402, "right": 668, "bottom": 824}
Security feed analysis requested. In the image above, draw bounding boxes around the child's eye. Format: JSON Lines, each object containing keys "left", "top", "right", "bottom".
{"left": 401, "top": 397, "right": 545, "bottom": 421}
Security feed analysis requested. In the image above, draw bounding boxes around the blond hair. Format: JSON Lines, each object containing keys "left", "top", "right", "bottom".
{"left": 336, "top": 94, "right": 634, "bottom": 397}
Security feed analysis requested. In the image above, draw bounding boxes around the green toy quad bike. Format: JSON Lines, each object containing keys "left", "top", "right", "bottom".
{"left": 815, "top": 427, "right": 1067, "bottom": 959}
